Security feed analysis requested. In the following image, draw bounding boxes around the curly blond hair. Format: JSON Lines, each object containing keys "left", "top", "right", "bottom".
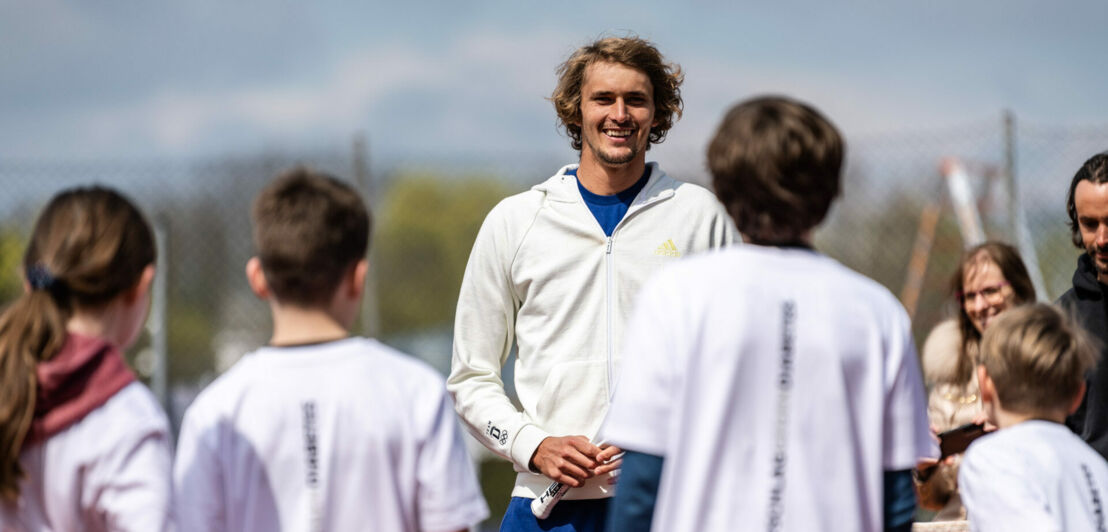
{"left": 551, "top": 35, "right": 683, "bottom": 151}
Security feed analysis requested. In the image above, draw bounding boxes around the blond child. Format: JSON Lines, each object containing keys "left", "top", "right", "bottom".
{"left": 959, "top": 303, "right": 1108, "bottom": 531}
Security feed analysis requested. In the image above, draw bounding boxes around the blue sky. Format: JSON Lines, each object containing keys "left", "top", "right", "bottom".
{"left": 2, "top": 1, "right": 1106, "bottom": 165}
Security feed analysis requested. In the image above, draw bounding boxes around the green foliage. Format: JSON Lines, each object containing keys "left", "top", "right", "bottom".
{"left": 168, "top": 303, "right": 218, "bottom": 382}
{"left": 818, "top": 192, "right": 924, "bottom": 293}
{"left": 1036, "top": 223, "right": 1081, "bottom": 301}
{"left": 0, "top": 227, "right": 25, "bottom": 307}
{"left": 150, "top": 187, "right": 245, "bottom": 386}
{"left": 817, "top": 190, "right": 967, "bottom": 346}
{"left": 478, "top": 458, "right": 517, "bottom": 528}
{"left": 374, "top": 175, "right": 514, "bottom": 336}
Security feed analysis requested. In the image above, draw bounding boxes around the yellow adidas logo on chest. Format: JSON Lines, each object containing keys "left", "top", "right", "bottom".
{"left": 654, "top": 239, "right": 681, "bottom": 257}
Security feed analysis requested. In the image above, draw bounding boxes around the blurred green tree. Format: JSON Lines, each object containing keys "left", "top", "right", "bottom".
{"left": 374, "top": 174, "right": 515, "bottom": 336}
{"left": 0, "top": 227, "right": 25, "bottom": 306}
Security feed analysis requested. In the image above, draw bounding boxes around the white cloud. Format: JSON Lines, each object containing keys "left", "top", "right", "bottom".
{"left": 3, "top": 5, "right": 1105, "bottom": 161}
{"left": 42, "top": 28, "right": 574, "bottom": 158}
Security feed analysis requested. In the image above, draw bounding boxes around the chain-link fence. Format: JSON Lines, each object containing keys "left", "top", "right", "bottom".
{"left": 824, "top": 116, "right": 1108, "bottom": 341}
{"left": 2, "top": 115, "right": 1107, "bottom": 529}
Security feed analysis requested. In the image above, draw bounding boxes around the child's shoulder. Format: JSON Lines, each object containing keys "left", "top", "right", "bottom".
{"left": 965, "top": 421, "right": 1093, "bottom": 475}
{"left": 184, "top": 338, "right": 444, "bottom": 416}
{"left": 71, "top": 381, "right": 170, "bottom": 450}
{"left": 104, "top": 381, "right": 170, "bottom": 427}
{"left": 349, "top": 337, "right": 447, "bottom": 387}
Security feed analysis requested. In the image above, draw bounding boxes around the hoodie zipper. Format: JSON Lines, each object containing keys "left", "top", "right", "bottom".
{"left": 603, "top": 187, "right": 672, "bottom": 400}
{"left": 606, "top": 235, "right": 614, "bottom": 396}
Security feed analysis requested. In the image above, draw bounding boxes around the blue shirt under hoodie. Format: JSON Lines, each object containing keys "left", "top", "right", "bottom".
{"left": 570, "top": 166, "right": 651, "bottom": 236}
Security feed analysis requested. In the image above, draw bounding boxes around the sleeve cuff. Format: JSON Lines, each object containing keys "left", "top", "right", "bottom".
{"left": 510, "top": 423, "right": 550, "bottom": 473}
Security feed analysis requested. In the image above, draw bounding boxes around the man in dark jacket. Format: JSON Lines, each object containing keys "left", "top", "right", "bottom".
{"left": 1060, "top": 151, "right": 1108, "bottom": 460}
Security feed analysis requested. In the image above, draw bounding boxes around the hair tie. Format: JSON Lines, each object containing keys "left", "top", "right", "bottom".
{"left": 27, "top": 263, "right": 59, "bottom": 292}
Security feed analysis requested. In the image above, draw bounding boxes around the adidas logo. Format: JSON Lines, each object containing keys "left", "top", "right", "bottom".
{"left": 654, "top": 239, "right": 681, "bottom": 257}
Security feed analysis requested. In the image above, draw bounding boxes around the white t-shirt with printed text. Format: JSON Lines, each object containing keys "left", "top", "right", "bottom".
{"left": 960, "top": 420, "right": 1108, "bottom": 532}
{"left": 173, "top": 337, "right": 488, "bottom": 532}
{"left": 600, "top": 246, "right": 935, "bottom": 532}
{"left": 0, "top": 382, "right": 172, "bottom": 532}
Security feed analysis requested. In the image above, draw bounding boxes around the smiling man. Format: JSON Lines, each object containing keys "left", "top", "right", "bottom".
{"left": 1061, "top": 152, "right": 1108, "bottom": 461}
{"left": 447, "top": 36, "right": 736, "bottom": 531}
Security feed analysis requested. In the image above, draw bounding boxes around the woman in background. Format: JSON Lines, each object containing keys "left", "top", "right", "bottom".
{"left": 0, "top": 186, "right": 171, "bottom": 531}
{"left": 917, "top": 241, "right": 1036, "bottom": 522}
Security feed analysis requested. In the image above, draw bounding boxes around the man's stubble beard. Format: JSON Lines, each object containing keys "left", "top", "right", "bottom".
{"left": 584, "top": 135, "right": 640, "bottom": 167}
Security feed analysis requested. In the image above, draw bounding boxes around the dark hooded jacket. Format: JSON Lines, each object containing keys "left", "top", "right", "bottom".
{"left": 1059, "top": 253, "right": 1108, "bottom": 461}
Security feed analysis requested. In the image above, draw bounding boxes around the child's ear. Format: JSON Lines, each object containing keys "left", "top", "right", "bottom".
{"left": 122, "top": 264, "right": 156, "bottom": 305}
{"left": 977, "top": 365, "right": 995, "bottom": 405}
{"left": 345, "top": 259, "right": 368, "bottom": 299}
{"left": 245, "top": 257, "right": 270, "bottom": 300}
{"left": 1069, "top": 381, "right": 1088, "bottom": 415}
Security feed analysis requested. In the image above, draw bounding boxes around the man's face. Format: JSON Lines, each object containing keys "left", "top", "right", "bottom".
{"left": 1075, "top": 179, "right": 1108, "bottom": 282}
{"left": 576, "top": 61, "right": 657, "bottom": 169}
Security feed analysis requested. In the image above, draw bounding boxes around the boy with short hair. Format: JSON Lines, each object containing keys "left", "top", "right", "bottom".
{"left": 959, "top": 303, "right": 1108, "bottom": 531}
{"left": 173, "top": 168, "right": 488, "bottom": 532}
{"left": 600, "top": 96, "right": 935, "bottom": 531}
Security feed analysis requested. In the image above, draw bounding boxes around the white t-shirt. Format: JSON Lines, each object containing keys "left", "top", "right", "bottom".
{"left": 600, "top": 246, "right": 935, "bottom": 532}
{"left": 173, "top": 337, "right": 488, "bottom": 532}
{"left": 960, "top": 420, "right": 1108, "bottom": 532}
{"left": 0, "top": 382, "right": 172, "bottom": 532}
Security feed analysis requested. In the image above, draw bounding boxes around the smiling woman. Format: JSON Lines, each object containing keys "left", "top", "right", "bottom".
{"left": 916, "top": 241, "right": 1036, "bottom": 522}
{"left": 953, "top": 243, "right": 1037, "bottom": 350}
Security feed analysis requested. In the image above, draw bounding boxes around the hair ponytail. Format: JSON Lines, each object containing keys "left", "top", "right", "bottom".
{"left": 0, "top": 186, "right": 154, "bottom": 502}
{"left": 0, "top": 289, "right": 70, "bottom": 501}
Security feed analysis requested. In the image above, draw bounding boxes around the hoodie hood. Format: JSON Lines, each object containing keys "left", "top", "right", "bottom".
{"left": 1073, "top": 253, "right": 1104, "bottom": 299}
{"left": 27, "top": 333, "right": 135, "bottom": 446}
{"left": 921, "top": 319, "right": 965, "bottom": 385}
{"left": 533, "top": 161, "right": 676, "bottom": 206}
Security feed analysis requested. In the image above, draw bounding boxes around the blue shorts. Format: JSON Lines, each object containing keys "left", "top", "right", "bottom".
{"left": 500, "top": 496, "right": 610, "bottom": 532}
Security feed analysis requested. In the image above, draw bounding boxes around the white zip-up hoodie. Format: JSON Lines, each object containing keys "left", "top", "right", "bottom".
{"left": 448, "top": 162, "right": 737, "bottom": 500}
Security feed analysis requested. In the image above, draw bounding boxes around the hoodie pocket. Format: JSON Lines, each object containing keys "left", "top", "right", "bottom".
{"left": 533, "top": 359, "right": 609, "bottom": 438}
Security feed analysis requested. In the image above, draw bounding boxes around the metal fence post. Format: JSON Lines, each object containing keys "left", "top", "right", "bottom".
{"left": 352, "top": 132, "right": 381, "bottom": 338}
{"left": 151, "top": 216, "right": 170, "bottom": 415}
{"left": 1004, "top": 110, "right": 1018, "bottom": 241}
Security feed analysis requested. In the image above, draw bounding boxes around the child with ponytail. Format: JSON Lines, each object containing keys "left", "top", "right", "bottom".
{"left": 0, "top": 186, "right": 171, "bottom": 531}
